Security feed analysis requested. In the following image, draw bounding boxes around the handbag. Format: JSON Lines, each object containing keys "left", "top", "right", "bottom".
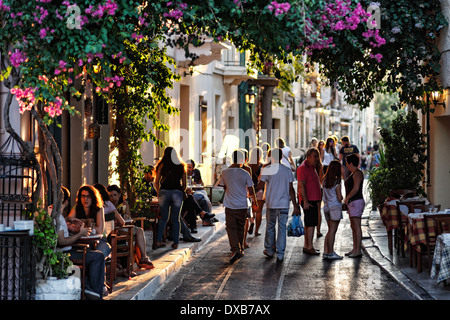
{"left": 288, "top": 215, "right": 304, "bottom": 237}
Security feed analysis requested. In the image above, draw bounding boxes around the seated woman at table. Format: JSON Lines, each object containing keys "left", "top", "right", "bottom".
{"left": 93, "top": 184, "right": 125, "bottom": 232}
{"left": 67, "top": 185, "right": 111, "bottom": 259}
{"left": 107, "top": 184, "right": 154, "bottom": 269}
{"left": 58, "top": 186, "right": 105, "bottom": 299}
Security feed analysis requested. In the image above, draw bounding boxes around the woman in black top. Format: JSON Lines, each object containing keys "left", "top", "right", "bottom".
{"left": 68, "top": 185, "right": 111, "bottom": 258}
{"left": 344, "top": 154, "right": 365, "bottom": 258}
{"left": 154, "top": 147, "right": 187, "bottom": 249}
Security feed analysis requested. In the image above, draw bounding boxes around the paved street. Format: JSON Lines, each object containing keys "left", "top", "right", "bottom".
{"left": 154, "top": 206, "right": 413, "bottom": 301}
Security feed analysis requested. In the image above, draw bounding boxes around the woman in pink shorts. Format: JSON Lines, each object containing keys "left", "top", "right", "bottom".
{"left": 344, "top": 154, "right": 365, "bottom": 258}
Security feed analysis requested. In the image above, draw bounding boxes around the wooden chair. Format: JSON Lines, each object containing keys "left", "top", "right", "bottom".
{"left": 395, "top": 200, "right": 425, "bottom": 257}
{"left": 436, "top": 216, "right": 450, "bottom": 236}
{"left": 69, "top": 243, "right": 89, "bottom": 300}
{"left": 106, "top": 225, "right": 134, "bottom": 292}
{"left": 421, "top": 214, "right": 449, "bottom": 273}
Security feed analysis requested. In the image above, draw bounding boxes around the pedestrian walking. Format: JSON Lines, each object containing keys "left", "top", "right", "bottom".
{"left": 322, "top": 160, "right": 343, "bottom": 260}
{"left": 248, "top": 146, "right": 264, "bottom": 236}
{"left": 297, "top": 147, "right": 322, "bottom": 255}
{"left": 275, "top": 137, "right": 296, "bottom": 172}
{"left": 344, "top": 154, "right": 365, "bottom": 258}
{"left": 218, "top": 150, "right": 258, "bottom": 263}
{"left": 154, "top": 146, "right": 186, "bottom": 250}
{"left": 258, "top": 148, "right": 300, "bottom": 262}
{"left": 339, "top": 136, "right": 359, "bottom": 179}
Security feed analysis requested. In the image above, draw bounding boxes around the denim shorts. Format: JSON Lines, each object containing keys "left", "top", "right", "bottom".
{"left": 347, "top": 199, "right": 365, "bottom": 218}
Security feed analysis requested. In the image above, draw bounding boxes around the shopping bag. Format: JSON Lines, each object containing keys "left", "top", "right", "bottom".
{"left": 287, "top": 215, "right": 304, "bottom": 237}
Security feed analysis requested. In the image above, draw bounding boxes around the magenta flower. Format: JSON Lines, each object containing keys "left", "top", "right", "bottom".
{"left": 9, "top": 49, "right": 27, "bottom": 67}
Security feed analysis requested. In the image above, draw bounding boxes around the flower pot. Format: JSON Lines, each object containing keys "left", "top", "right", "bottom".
{"left": 35, "top": 276, "right": 81, "bottom": 300}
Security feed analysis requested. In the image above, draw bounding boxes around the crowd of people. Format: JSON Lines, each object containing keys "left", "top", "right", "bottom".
{"left": 53, "top": 134, "right": 365, "bottom": 299}
{"left": 216, "top": 135, "right": 365, "bottom": 264}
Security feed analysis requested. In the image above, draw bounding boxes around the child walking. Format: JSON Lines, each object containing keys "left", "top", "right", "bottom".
{"left": 322, "top": 160, "right": 343, "bottom": 260}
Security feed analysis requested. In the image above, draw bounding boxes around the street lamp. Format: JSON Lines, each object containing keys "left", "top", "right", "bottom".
{"left": 424, "top": 90, "right": 446, "bottom": 188}
{"left": 245, "top": 87, "right": 255, "bottom": 106}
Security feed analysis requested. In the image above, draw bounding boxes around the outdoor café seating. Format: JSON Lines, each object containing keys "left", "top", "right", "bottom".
{"left": 106, "top": 225, "right": 134, "bottom": 292}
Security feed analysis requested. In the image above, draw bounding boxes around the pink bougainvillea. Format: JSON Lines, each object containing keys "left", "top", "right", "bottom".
{"left": 10, "top": 87, "right": 36, "bottom": 113}
{"left": 267, "top": 1, "right": 291, "bottom": 17}
{"left": 9, "top": 49, "right": 27, "bottom": 67}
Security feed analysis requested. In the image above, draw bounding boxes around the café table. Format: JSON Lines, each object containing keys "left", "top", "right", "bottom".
{"left": 405, "top": 211, "right": 450, "bottom": 272}
{"left": 379, "top": 196, "right": 428, "bottom": 254}
{"left": 431, "top": 233, "right": 450, "bottom": 284}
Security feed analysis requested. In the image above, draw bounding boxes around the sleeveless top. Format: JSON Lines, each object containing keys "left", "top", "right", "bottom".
{"left": 159, "top": 165, "right": 184, "bottom": 191}
{"left": 323, "top": 183, "right": 341, "bottom": 211}
{"left": 344, "top": 170, "right": 364, "bottom": 203}
{"left": 322, "top": 150, "right": 335, "bottom": 166}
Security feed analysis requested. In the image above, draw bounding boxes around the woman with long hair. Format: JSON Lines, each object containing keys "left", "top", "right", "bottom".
{"left": 154, "top": 147, "right": 187, "bottom": 249}
{"left": 322, "top": 160, "right": 343, "bottom": 260}
{"left": 249, "top": 146, "right": 264, "bottom": 236}
{"left": 323, "top": 137, "right": 338, "bottom": 173}
{"left": 68, "top": 185, "right": 111, "bottom": 258}
{"left": 318, "top": 140, "right": 325, "bottom": 163}
{"left": 107, "top": 184, "right": 154, "bottom": 270}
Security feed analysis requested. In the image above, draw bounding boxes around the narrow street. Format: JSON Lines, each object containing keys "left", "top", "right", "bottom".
{"left": 154, "top": 205, "right": 413, "bottom": 301}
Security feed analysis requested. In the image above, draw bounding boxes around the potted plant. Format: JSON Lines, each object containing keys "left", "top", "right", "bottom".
{"left": 32, "top": 203, "right": 80, "bottom": 300}
{"left": 368, "top": 111, "right": 427, "bottom": 209}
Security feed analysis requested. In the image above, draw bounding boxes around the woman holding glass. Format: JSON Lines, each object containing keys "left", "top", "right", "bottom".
{"left": 67, "top": 185, "right": 111, "bottom": 258}
{"left": 154, "top": 147, "right": 187, "bottom": 249}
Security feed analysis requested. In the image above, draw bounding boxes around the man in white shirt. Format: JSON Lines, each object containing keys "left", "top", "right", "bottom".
{"left": 219, "top": 150, "right": 258, "bottom": 263}
{"left": 258, "top": 148, "right": 300, "bottom": 262}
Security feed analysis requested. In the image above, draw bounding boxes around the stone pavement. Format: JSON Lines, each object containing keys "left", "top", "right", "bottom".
{"left": 107, "top": 190, "right": 450, "bottom": 300}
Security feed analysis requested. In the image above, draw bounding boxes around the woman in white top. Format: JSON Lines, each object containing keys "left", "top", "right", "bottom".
{"left": 322, "top": 137, "right": 338, "bottom": 173}
{"left": 322, "top": 160, "right": 343, "bottom": 260}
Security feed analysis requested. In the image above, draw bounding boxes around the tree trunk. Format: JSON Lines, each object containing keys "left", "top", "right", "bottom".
{"left": 260, "top": 85, "right": 275, "bottom": 145}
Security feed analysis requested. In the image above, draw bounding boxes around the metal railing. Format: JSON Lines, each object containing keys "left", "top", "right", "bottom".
{"left": 0, "top": 232, "right": 36, "bottom": 300}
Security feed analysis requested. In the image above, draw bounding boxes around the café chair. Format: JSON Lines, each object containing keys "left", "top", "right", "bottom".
{"left": 68, "top": 243, "right": 89, "bottom": 300}
{"left": 395, "top": 200, "right": 425, "bottom": 257}
{"left": 436, "top": 216, "right": 450, "bottom": 236}
{"left": 106, "top": 225, "right": 134, "bottom": 292}
{"left": 422, "top": 214, "right": 449, "bottom": 273}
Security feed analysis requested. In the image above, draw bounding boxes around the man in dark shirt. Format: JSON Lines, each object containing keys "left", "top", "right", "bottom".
{"left": 143, "top": 165, "right": 157, "bottom": 197}
{"left": 339, "top": 136, "right": 359, "bottom": 179}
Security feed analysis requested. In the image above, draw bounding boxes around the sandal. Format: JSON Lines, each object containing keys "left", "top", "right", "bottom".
{"left": 138, "top": 258, "right": 155, "bottom": 269}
